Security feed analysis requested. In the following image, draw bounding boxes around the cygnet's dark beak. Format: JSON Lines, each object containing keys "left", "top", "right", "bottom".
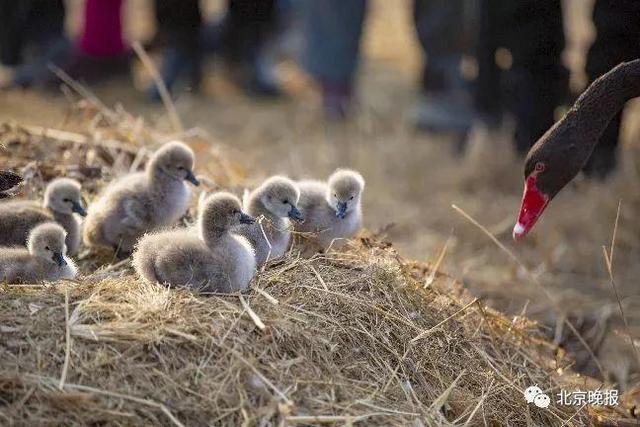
{"left": 185, "top": 170, "right": 200, "bottom": 186}
{"left": 71, "top": 201, "right": 87, "bottom": 217}
{"left": 335, "top": 202, "right": 348, "bottom": 219}
{"left": 239, "top": 212, "right": 256, "bottom": 224}
{"left": 288, "top": 205, "right": 304, "bottom": 222}
{"left": 53, "top": 252, "right": 66, "bottom": 267}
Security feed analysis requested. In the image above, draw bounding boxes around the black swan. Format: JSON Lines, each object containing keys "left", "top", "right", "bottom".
{"left": 513, "top": 59, "right": 640, "bottom": 240}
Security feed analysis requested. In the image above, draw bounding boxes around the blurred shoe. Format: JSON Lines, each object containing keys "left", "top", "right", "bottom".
{"left": 321, "top": 81, "right": 352, "bottom": 120}
{"left": 222, "top": 57, "right": 283, "bottom": 99}
{"left": 146, "top": 47, "right": 202, "bottom": 103}
{"left": 411, "top": 92, "right": 474, "bottom": 134}
{"left": 10, "top": 37, "right": 71, "bottom": 89}
{"left": 245, "top": 77, "right": 282, "bottom": 98}
{"left": 54, "top": 50, "right": 131, "bottom": 86}
{"left": 244, "top": 53, "right": 282, "bottom": 98}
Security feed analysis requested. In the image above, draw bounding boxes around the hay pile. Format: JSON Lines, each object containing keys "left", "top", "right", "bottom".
{"left": 0, "top": 113, "right": 599, "bottom": 425}
{"left": 1, "top": 245, "right": 593, "bottom": 426}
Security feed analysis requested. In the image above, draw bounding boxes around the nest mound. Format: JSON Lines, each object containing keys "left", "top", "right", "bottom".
{"left": 0, "top": 112, "right": 601, "bottom": 425}
{"left": 1, "top": 246, "right": 590, "bottom": 426}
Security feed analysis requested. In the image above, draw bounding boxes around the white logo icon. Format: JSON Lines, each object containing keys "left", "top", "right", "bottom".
{"left": 534, "top": 393, "right": 550, "bottom": 408}
{"left": 524, "top": 386, "right": 550, "bottom": 408}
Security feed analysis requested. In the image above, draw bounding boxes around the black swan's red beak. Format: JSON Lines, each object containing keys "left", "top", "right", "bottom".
{"left": 513, "top": 174, "right": 549, "bottom": 240}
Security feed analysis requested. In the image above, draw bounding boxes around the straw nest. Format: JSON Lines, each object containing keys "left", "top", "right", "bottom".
{"left": 0, "top": 111, "right": 600, "bottom": 426}
{"left": 1, "top": 244, "right": 594, "bottom": 426}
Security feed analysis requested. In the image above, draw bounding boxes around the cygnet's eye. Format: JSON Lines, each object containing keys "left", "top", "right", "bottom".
{"left": 45, "top": 246, "right": 50, "bottom": 251}
{"left": 177, "top": 166, "right": 185, "bottom": 171}
{"left": 349, "top": 196, "right": 354, "bottom": 200}
{"left": 63, "top": 198, "right": 71, "bottom": 203}
{"left": 233, "top": 209, "right": 240, "bottom": 215}
{"left": 333, "top": 193, "right": 337, "bottom": 198}
{"left": 282, "top": 199, "right": 288, "bottom": 205}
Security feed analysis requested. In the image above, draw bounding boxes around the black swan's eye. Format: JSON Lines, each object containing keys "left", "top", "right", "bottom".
{"left": 535, "top": 162, "right": 545, "bottom": 172}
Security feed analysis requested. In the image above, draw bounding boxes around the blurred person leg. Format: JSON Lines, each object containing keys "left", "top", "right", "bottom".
{"left": 78, "top": 0, "right": 125, "bottom": 57}
{"left": 217, "top": 0, "right": 281, "bottom": 97}
{"left": 58, "top": 0, "right": 130, "bottom": 85}
{"left": 0, "top": 1, "right": 29, "bottom": 87}
{"left": 411, "top": 0, "right": 477, "bottom": 142}
{"left": 0, "top": 1, "right": 28, "bottom": 69}
{"left": 503, "top": 0, "right": 568, "bottom": 156}
{"left": 147, "top": 0, "right": 203, "bottom": 101}
{"left": 474, "top": 0, "right": 504, "bottom": 129}
{"left": 583, "top": 0, "right": 640, "bottom": 179}
{"left": 300, "top": 0, "right": 367, "bottom": 119}
{"left": 271, "top": 0, "right": 304, "bottom": 59}
{"left": 475, "top": 0, "right": 568, "bottom": 156}
{"left": 0, "top": 1, "right": 69, "bottom": 89}
{"left": 9, "top": 0, "right": 68, "bottom": 88}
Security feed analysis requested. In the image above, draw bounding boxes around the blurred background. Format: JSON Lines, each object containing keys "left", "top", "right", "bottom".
{"left": 1, "top": 0, "right": 640, "bottom": 389}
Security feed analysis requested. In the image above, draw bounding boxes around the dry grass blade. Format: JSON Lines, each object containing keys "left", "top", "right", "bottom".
{"left": 286, "top": 413, "right": 388, "bottom": 424}
{"left": 19, "top": 374, "right": 185, "bottom": 427}
{"left": 222, "top": 345, "right": 292, "bottom": 405}
{"left": 239, "top": 294, "right": 266, "bottom": 330}
{"left": 462, "top": 379, "right": 494, "bottom": 427}
{"left": 257, "top": 218, "right": 273, "bottom": 271}
{"left": 58, "top": 289, "right": 71, "bottom": 390}
{"left": 602, "top": 200, "right": 640, "bottom": 367}
{"left": 424, "top": 230, "right": 453, "bottom": 288}
{"left": 309, "top": 264, "right": 329, "bottom": 291}
{"left": 451, "top": 204, "right": 522, "bottom": 267}
{"left": 48, "top": 65, "right": 113, "bottom": 120}
{"left": 609, "top": 200, "right": 621, "bottom": 266}
{"left": 428, "top": 369, "right": 466, "bottom": 413}
{"left": 131, "top": 41, "right": 183, "bottom": 134}
{"left": 254, "top": 287, "right": 279, "bottom": 305}
{"left": 451, "top": 203, "right": 607, "bottom": 379}
{"left": 411, "top": 299, "right": 477, "bottom": 342}
{"left": 20, "top": 124, "right": 139, "bottom": 155}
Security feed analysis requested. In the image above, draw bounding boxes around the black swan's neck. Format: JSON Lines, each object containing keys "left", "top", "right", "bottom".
{"left": 549, "top": 59, "right": 640, "bottom": 153}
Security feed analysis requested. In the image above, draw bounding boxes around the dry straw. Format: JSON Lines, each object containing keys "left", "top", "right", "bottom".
{"left": 0, "top": 246, "right": 590, "bottom": 426}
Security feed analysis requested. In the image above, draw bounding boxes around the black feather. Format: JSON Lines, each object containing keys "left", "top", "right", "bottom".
{"left": 0, "top": 170, "right": 22, "bottom": 193}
